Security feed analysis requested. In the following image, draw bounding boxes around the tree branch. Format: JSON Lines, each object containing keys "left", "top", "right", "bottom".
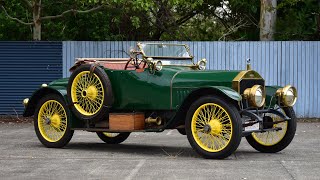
{"left": 40, "top": 5, "right": 104, "bottom": 20}
{"left": 175, "top": 11, "right": 198, "bottom": 25}
{"left": 21, "top": 0, "right": 32, "bottom": 8}
{"left": 0, "top": 5, "right": 34, "bottom": 25}
{"left": 219, "top": 18, "right": 249, "bottom": 41}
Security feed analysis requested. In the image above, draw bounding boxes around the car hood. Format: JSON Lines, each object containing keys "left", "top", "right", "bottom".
{"left": 171, "top": 69, "right": 241, "bottom": 88}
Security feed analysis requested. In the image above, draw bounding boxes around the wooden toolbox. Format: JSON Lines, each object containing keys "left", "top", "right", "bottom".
{"left": 109, "top": 113, "right": 145, "bottom": 130}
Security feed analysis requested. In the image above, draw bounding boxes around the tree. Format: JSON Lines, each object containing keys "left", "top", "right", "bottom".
{"left": 276, "top": 0, "right": 320, "bottom": 40}
{"left": 260, "top": 0, "right": 277, "bottom": 40}
{"left": 0, "top": 0, "right": 105, "bottom": 40}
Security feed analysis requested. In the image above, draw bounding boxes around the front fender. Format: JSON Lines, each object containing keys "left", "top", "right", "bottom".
{"left": 211, "top": 86, "right": 242, "bottom": 101}
{"left": 23, "top": 86, "right": 68, "bottom": 117}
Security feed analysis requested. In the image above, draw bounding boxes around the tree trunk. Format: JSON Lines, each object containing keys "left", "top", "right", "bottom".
{"left": 32, "top": 0, "right": 41, "bottom": 40}
{"left": 259, "top": 0, "right": 277, "bottom": 41}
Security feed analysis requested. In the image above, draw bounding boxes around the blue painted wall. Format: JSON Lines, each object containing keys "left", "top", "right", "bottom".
{"left": 63, "top": 41, "right": 320, "bottom": 118}
{"left": 0, "top": 42, "right": 62, "bottom": 114}
{"left": 0, "top": 41, "right": 317, "bottom": 118}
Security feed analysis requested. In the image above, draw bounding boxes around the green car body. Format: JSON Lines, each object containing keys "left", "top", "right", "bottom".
{"left": 23, "top": 43, "right": 297, "bottom": 159}
{"left": 24, "top": 66, "right": 279, "bottom": 129}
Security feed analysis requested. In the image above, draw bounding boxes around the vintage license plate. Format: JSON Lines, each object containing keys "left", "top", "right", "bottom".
{"left": 245, "top": 123, "right": 260, "bottom": 131}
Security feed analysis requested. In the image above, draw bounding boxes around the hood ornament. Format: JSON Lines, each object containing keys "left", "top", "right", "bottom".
{"left": 246, "top": 58, "right": 251, "bottom": 70}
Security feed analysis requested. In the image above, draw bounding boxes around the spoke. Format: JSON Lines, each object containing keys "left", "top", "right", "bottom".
{"left": 213, "top": 108, "right": 221, "bottom": 119}
{"left": 196, "top": 121, "right": 205, "bottom": 127}
{"left": 215, "top": 133, "right": 230, "bottom": 142}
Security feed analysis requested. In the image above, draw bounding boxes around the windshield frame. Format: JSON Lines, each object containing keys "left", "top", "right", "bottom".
{"left": 137, "top": 42, "right": 193, "bottom": 60}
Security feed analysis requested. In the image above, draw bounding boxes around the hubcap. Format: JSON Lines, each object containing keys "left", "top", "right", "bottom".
{"left": 86, "top": 86, "right": 98, "bottom": 99}
{"left": 50, "top": 114, "right": 61, "bottom": 129}
{"left": 208, "top": 120, "right": 222, "bottom": 135}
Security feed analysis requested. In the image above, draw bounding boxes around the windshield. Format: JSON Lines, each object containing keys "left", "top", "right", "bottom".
{"left": 138, "top": 43, "right": 192, "bottom": 59}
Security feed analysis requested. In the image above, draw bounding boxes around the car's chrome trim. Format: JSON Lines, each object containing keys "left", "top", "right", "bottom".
{"left": 232, "top": 70, "right": 264, "bottom": 93}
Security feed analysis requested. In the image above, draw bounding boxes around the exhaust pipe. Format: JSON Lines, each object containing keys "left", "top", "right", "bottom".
{"left": 145, "top": 117, "right": 162, "bottom": 125}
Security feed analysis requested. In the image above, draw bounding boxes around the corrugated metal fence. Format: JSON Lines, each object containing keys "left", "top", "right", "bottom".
{"left": 63, "top": 41, "right": 320, "bottom": 118}
{"left": 0, "top": 42, "right": 62, "bottom": 114}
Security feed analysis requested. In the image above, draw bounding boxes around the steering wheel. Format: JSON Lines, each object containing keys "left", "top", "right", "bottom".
{"left": 124, "top": 58, "right": 147, "bottom": 70}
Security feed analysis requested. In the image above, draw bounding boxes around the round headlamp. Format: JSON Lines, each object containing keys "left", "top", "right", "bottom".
{"left": 23, "top": 98, "right": 29, "bottom": 107}
{"left": 155, "top": 60, "right": 162, "bottom": 71}
{"left": 276, "top": 85, "right": 297, "bottom": 107}
{"left": 244, "top": 85, "right": 265, "bottom": 108}
{"left": 197, "top": 59, "right": 207, "bottom": 70}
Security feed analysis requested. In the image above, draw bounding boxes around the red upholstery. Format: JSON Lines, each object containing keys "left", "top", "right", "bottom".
{"left": 69, "top": 58, "right": 147, "bottom": 71}
{"left": 101, "top": 61, "right": 147, "bottom": 70}
{"left": 102, "top": 62, "right": 127, "bottom": 70}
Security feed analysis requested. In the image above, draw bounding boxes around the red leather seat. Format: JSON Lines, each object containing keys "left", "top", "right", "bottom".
{"left": 102, "top": 62, "right": 128, "bottom": 70}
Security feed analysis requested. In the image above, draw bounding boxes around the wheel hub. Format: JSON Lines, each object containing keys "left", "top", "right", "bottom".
{"left": 203, "top": 124, "right": 211, "bottom": 133}
{"left": 50, "top": 114, "right": 61, "bottom": 128}
{"left": 263, "top": 115, "right": 274, "bottom": 129}
{"left": 86, "top": 86, "right": 98, "bottom": 100}
{"left": 207, "top": 120, "right": 222, "bottom": 135}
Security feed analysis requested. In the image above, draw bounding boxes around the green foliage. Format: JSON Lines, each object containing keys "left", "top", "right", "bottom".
{"left": 0, "top": 0, "right": 319, "bottom": 40}
{"left": 276, "top": 0, "right": 320, "bottom": 40}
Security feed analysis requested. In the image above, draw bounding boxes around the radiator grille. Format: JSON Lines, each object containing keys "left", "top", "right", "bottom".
{"left": 239, "top": 79, "right": 265, "bottom": 94}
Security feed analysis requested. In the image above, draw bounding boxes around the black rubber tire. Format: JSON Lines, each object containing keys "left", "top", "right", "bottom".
{"left": 245, "top": 107, "right": 297, "bottom": 153}
{"left": 185, "top": 96, "right": 242, "bottom": 159}
{"left": 177, "top": 128, "right": 186, "bottom": 135}
{"left": 34, "top": 94, "right": 74, "bottom": 148}
{"left": 67, "top": 64, "right": 113, "bottom": 122}
{"left": 96, "top": 132, "right": 130, "bottom": 144}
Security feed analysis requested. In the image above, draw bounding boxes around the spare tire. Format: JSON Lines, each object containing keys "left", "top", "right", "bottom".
{"left": 67, "top": 64, "right": 113, "bottom": 122}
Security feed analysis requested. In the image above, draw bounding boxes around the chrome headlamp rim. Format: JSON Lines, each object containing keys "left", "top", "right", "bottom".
{"left": 244, "top": 85, "right": 266, "bottom": 108}
{"left": 197, "top": 58, "right": 207, "bottom": 70}
{"left": 155, "top": 60, "right": 163, "bottom": 71}
{"left": 276, "top": 85, "right": 297, "bottom": 107}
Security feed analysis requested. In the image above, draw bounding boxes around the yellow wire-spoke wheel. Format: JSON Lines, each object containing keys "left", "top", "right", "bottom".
{"left": 252, "top": 114, "right": 288, "bottom": 146}
{"left": 191, "top": 103, "right": 233, "bottom": 152}
{"left": 96, "top": 132, "right": 131, "bottom": 144}
{"left": 246, "top": 106, "right": 297, "bottom": 153}
{"left": 37, "top": 100, "right": 67, "bottom": 142}
{"left": 102, "top": 132, "right": 120, "bottom": 137}
{"left": 71, "top": 71, "right": 105, "bottom": 116}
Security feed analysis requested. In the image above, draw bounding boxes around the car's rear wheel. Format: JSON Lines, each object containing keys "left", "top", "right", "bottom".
{"left": 245, "top": 106, "right": 297, "bottom": 153}
{"left": 185, "top": 96, "right": 242, "bottom": 159}
{"left": 67, "top": 64, "right": 113, "bottom": 122}
{"left": 34, "top": 94, "right": 74, "bottom": 148}
{"left": 96, "top": 132, "right": 130, "bottom": 144}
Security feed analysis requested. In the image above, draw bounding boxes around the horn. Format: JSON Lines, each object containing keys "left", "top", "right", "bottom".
{"left": 145, "top": 117, "right": 162, "bottom": 125}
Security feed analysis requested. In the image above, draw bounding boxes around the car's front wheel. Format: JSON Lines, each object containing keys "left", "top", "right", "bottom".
{"left": 96, "top": 132, "right": 130, "bottom": 144}
{"left": 34, "top": 94, "right": 74, "bottom": 148}
{"left": 185, "top": 96, "right": 242, "bottom": 159}
{"left": 245, "top": 106, "right": 297, "bottom": 153}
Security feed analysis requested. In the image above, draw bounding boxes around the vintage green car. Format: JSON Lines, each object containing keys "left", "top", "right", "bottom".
{"left": 23, "top": 43, "right": 297, "bottom": 159}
